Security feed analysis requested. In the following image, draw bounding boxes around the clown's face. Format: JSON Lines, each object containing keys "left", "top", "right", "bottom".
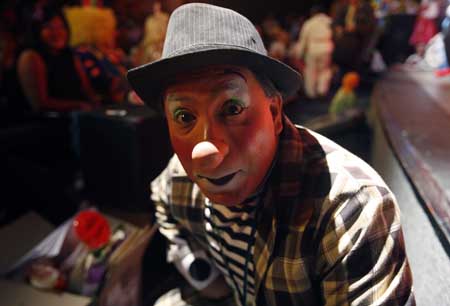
{"left": 163, "top": 66, "right": 283, "bottom": 205}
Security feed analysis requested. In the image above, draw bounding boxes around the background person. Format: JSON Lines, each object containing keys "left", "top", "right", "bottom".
{"left": 409, "top": 0, "right": 440, "bottom": 57}
{"left": 17, "top": 6, "right": 99, "bottom": 112}
{"left": 291, "top": 6, "right": 334, "bottom": 98}
{"left": 332, "top": 0, "right": 376, "bottom": 72}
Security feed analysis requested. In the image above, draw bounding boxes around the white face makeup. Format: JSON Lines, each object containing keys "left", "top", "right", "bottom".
{"left": 163, "top": 66, "right": 282, "bottom": 205}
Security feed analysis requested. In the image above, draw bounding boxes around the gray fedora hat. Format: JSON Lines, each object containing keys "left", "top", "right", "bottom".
{"left": 127, "top": 3, "right": 302, "bottom": 109}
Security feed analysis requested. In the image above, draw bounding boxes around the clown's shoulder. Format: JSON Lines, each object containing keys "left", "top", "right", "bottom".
{"left": 296, "top": 125, "right": 397, "bottom": 215}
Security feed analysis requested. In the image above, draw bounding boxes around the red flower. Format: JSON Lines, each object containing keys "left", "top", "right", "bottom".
{"left": 73, "top": 210, "right": 110, "bottom": 250}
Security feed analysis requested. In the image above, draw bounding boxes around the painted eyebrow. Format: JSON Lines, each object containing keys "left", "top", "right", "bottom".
{"left": 212, "top": 70, "right": 247, "bottom": 95}
{"left": 223, "top": 69, "right": 247, "bottom": 81}
{"left": 165, "top": 94, "right": 194, "bottom": 103}
{"left": 213, "top": 81, "right": 241, "bottom": 95}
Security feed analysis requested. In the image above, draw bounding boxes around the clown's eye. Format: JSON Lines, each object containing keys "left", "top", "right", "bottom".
{"left": 174, "top": 109, "right": 196, "bottom": 125}
{"left": 222, "top": 99, "right": 246, "bottom": 116}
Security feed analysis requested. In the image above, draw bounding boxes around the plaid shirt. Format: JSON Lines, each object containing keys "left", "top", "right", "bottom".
{"left": 151, "top": 115, "right": 415, "bottom": 306}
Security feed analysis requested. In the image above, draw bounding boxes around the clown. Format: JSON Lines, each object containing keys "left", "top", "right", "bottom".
{"left": 127, "top": 3, "right": 414, "bottom": 306}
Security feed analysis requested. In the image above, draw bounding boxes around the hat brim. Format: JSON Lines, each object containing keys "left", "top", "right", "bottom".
{"left": 127, "top": 48, "right": 302, "bottom": 111}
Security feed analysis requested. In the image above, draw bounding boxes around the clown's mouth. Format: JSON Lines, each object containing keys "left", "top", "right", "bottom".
{"left": 199, "top": 172, "right": 237, "bottom": 186}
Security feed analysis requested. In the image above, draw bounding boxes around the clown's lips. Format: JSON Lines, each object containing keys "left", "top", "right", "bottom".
{"left": 198, "top": 172, "right": 238, "bottom": 186}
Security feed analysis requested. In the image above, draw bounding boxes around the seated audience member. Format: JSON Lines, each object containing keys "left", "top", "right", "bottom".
{"left": 65, "top": 5, "right": 130, "bottom": 105}
{"left": 75, "top": 44, "right": 129, "bottom": 105}
{"left": 17, "top": 6, "right": 99, "bottom": 112}
{"left": 127, "top": 3, "right": 415, "bottom": 306}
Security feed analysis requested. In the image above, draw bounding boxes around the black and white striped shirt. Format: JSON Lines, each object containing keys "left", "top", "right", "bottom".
{"left": 204, "top": 198, "right": 260, "bottom": 306}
